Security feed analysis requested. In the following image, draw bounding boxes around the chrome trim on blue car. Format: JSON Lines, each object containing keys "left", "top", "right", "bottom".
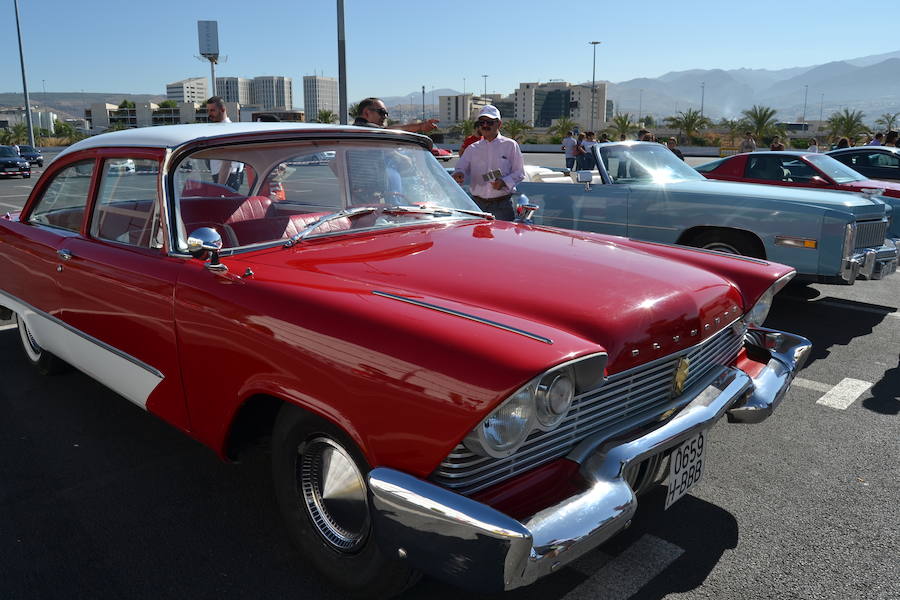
{"left": 367, "top": 327, "right": 811, "bottom": 592}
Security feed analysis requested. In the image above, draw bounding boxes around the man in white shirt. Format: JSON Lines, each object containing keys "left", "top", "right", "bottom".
{"left": 561, "top": 131, "right": 577, "bottom": 170}
{"left": 451, "top": 105, "right": 525, "bottom": 221}
{"left": 205, "top": 96, "right": 244, "bottom": 190}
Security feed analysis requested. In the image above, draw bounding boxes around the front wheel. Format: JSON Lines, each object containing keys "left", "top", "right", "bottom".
{"left": 271, "top": 404, "right": 419, "bottom": 599}
{"left": 690, "top": 230, "right": 764, "bottom": 258}
{"left": 16, "top": 314, "right": 67, "bottom": 375}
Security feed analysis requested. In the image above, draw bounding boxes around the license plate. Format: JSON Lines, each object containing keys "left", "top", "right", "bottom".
{"left": 665, "top": 430, "right": 706, "bottom": 509}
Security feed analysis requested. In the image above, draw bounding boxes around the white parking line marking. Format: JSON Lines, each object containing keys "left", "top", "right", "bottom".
{"left": 816, "top": 378, "right": 872, "bottom": 410}
{"left": 564, "top": 534, "right": 683, "bottom": 600}
{"left": 792, "top": 378, "right": 834, "bottom": 393}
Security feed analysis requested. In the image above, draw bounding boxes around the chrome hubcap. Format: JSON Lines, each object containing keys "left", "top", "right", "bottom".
{"left": 299, "top": 437, "right": 369, "bottom": 552}
{"left": 702, "top": 242, "right": 741, "bottom": 255}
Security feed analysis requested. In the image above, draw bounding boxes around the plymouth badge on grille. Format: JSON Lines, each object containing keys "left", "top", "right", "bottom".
{"left": 673, "top": 357, "right": 690, "bottom": 395}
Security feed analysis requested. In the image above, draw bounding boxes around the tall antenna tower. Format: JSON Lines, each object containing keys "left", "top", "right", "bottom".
{"left": 197, "top": 21, "right": 220, "bottom": 96}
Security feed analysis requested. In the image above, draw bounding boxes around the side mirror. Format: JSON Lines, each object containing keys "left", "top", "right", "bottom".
{"left": 575, "top": 170, "right": 594, "bottom": 191}
{"left": 187, "top": 227, "right": 227, "bottom": 272}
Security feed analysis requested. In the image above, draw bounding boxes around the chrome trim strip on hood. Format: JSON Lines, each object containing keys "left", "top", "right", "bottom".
{"left": 372, "top": 291, "right": 553, "bottom": 345}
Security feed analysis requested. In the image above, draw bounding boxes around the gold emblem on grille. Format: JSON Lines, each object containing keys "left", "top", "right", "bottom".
{"left": 673, "top": 357, "right": 690, "bottom": 396}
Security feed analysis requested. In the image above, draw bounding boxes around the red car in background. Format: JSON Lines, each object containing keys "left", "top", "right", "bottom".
{"left": 696, "top": 151, "right": 900, "bottom": 238}
{"left": 430, "top": 146, "right": 455, "bottom": 161}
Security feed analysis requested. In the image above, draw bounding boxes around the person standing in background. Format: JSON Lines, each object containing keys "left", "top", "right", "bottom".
{"left": 561, "top": 131, "right": 577, "bottom": 170}
{"left": 806, "top": 138, "right": 819, "bottom": 153}
{"left": 451, "top": 105, "right": 525, "bottom": 221}
{"left": 667, "top": 137, "right": 685, "bottom": 160}
{"left": 739, "top": 132, "right": 756, "bottom": 153}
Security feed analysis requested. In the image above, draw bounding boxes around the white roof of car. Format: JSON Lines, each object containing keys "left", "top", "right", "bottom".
{"left": 57, "top": 122, "right": 422, "bottom": 160}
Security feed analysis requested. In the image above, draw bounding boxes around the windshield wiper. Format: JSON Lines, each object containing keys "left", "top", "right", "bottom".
{"left": 384, "top": 204, "right": 494, "bottom": 220}
{"left": 283, "top": 206, "right": 377, "bottom": 247}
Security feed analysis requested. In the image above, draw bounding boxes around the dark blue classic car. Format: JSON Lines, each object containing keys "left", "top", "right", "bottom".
{"left": 0, "top": 145, "right": 30, "bottom": 179}
{"left": 16, "top": 144, "right": 43, "bottom": 167}
{"left": 517, "top": 141, "right": 898, "bottom": 284}
{"left": 827, "top": 146, "right": 900, "bottom": 183}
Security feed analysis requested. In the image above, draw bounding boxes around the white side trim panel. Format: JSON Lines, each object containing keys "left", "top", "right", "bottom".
{"left": 0, "top": 290, "right": 164, "bottom": 409}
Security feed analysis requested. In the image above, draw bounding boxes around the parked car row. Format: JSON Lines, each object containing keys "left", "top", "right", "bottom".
{"left": 0, "top": 124, "right": 812, "bottom": 598}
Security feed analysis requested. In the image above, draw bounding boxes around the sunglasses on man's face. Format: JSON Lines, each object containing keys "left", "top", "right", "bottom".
{"left": 369, "top": 107, "right": 389, "bottom": 117}
{"left": 477, "top": 120, "right": 498, "bottom": 127}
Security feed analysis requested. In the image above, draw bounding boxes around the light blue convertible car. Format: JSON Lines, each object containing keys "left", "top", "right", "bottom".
{"left": 517, "top": 142, "right": 898, "bottom": 284}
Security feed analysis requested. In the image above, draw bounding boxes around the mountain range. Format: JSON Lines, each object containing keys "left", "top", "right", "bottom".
{"left": 3, "top": 50, "right": 899, "bottom": 124}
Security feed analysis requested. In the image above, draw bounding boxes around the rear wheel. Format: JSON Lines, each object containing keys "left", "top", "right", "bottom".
{"left": 15, "top": 314, "right": 67, "bottom": 375}
{"left": 690, "top": 230, "right": 763, "bottom": 258}
{"left": 271, "top": 404, "right": 419, "bottom": 599}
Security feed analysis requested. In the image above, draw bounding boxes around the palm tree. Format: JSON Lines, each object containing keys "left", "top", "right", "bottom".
{"left": 741, "top": 105, "right": 780, "bottom": 140}
{"left": 451, "top": 119, "right": 476, "bottom": 137}
{"left": 718, "top": 118, "right": 745, "bottom": 146}
{"left": 664, "top": 108, "right": 711, "bottom": 142}
{"left": 501, "top": 119, "right": 533, "bottom": 142}
{"left": 348, "top": 103, "right": 360, "bottom": 119}
{"left": 608, "top": 113, "right": 636, "bottom": 139}
{"left": 316, "top": 110, "right": 337, "bottom": 124}
{"left": 827, "top": 108, "right": 868, "bottom": 141}
{"left": 8, "top": 123, "right": 29, "bottom": 145}
{"left": 549, "top": 117, "right": 579, "bottom": 138}
{"left": 875, "top": 112, "right": 899, "bottom": 132}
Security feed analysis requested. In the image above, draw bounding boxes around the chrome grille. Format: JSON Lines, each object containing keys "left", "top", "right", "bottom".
{"left": 430, "top": 322, "right": 747, "bottom": 495}
{"left": 855, "top": 219, "right": 888, "bottom": 249}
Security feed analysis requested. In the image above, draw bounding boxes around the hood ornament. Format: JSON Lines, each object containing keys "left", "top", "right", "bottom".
{"left": 673, "top": 357, "right": 690, "bottom": 396}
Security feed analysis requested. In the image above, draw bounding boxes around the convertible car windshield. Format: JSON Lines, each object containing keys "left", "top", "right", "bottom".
{"left": 172, "top": 140, "right": 479, "bottom": 251}
{"left": 806, "top": 154, "right": 866, "bottom": 184}
{"left": 598, "top": 143, "right": 705, "bottom": 183}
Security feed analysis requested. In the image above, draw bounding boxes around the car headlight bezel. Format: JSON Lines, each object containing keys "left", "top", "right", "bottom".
{"left": 463, "top": 353, "right": 607, "bottom": 459}
{"left": 744, "top": 271, "right": 795, "bottom": 327}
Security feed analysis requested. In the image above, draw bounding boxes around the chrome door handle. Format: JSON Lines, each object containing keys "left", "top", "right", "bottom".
{"left": 57, "top": 249, "right": 73, "bottom": 261}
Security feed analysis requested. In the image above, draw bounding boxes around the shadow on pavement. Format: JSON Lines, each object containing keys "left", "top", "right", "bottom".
{"left": 766, "top": 293, "right": 894, "bottom": 369}
{"left": 864, "top": 355, "right": 900, "bottom": 415}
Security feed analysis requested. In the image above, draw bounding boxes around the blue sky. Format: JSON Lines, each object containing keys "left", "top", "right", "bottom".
{"left": 2, "top": 0, "right": 897, "bottom": 107}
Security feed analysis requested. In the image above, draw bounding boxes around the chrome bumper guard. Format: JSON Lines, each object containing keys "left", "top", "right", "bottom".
{"left": 368, "top": 328, "right": 812, "bottom": 592}
{"left": 843, "top": 238, "right": 898, "bottom": 282}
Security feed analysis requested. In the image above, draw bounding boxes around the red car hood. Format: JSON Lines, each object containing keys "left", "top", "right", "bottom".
{"left": 246, "top": 220, "right": 748, "bottom": 373}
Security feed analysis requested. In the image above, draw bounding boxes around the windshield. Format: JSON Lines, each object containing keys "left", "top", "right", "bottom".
{"left": 598, "top": 143, "right": 705, "bottom": 183}
{"left": 19, "top": 146, "right": 36, "bottom": 153}
{"left": 807, "top": 154, "right": 865, "bottom": 184}
{"left": 0, "top": 146, "right": 18, "bottom": 157}
{"left": 171, "top": 139, "right": 481, "bottom": 251}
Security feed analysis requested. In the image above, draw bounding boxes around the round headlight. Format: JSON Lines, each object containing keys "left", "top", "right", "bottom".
{"left": 464, "top": 385, "right": 535, "bottom": 458}
{"left": 536, "top": 372, "right": 574, "bottom": 428}
{"left": 745, "top": 272, "right": 795, "bottom": 327}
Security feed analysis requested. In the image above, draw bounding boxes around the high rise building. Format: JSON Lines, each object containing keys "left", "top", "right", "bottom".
{"left": 303, "top": 76, "right": 338, "bottom": 122}
{"left": 514, "top": 81, "right": 607, "bottom": 129}
{"left": 438, "top": 94, "right": 491, "bottom": 126}
{"left": 251, "top": 76, "right": 293, "bottom": 111}
{"left": 216, "top": 77, "right": 252, "bottom": 104}
{"left": 166, "top": 78, "right": 209, "bottom": 103}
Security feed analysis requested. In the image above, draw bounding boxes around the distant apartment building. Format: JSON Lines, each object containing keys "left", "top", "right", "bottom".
{"left": 303, "top": 76, "right": 338, "bottom": 122}
{"left": 86, "top": 100, "right": 240, "bottom": 132}
{"left": 166, "top": 77, "right": 209, "bottom": 103}
{"left": 216, "top": 77, "right": 252, "bottom": 104}
{"left": 251, "top": 76, "right": 293, "bottom": 110}
{"left": 0, "top": 108, "right": 58, "bottom": 133}
{"left": 514, "top": 81, "right": 607, "bottom": 128}
{"left": 439, "top": 94, "right": 490, "bottom": 125}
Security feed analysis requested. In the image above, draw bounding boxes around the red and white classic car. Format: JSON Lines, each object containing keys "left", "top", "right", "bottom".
{"left": 0, "top": 123, "right": 811, "bottom": 597}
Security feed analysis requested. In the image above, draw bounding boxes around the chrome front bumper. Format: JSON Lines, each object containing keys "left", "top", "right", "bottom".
{"left": 842, "top": 238, "right": 898, "bottom": 282}
{"left": 368, "top": 328, "right": 812, "bottom": 592}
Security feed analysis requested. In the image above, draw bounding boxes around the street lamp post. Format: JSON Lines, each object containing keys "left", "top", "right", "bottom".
{"left": 819, "top": 93, "right": 824, "bottom": 125}
{"left": 700, "top": 81, "right": 706, "bottom": 118}
{"left": 589, "top": 41, "right": 601, "bottom": 132}
{"left": 638, "top": 88, "right": 643, "bottom": 125}
{"left": 336, "top": 0, "right": 348, "bottom": 124}
{"left": 13, "top": 0, "right": 35, "bottom": 148}
{"left": 482, "top": 75, "right": 488, "bottom": 98}
{"left": 802, "top": 84, "right": 809, "bottom": 123}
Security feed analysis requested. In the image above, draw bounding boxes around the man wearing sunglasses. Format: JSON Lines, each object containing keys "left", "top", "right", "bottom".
{"left": 451, "top": 105, "right": 525, "bottom": 221}
{"left": 353, "top": 97, "right": 439, "bottom": 133}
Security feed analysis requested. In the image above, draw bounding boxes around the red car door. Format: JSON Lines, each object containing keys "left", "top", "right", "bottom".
{"left": 50, "top": 151, "right": 190, "bottom": 430}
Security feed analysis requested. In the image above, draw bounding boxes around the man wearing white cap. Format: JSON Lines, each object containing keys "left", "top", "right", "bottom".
{"left": 452, "top": 105, "right": 525, "bottom": 221}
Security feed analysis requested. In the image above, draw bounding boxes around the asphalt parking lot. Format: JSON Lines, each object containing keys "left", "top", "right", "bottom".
{"left": 0, "top": 153, "right": 898, "bottom": 600}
